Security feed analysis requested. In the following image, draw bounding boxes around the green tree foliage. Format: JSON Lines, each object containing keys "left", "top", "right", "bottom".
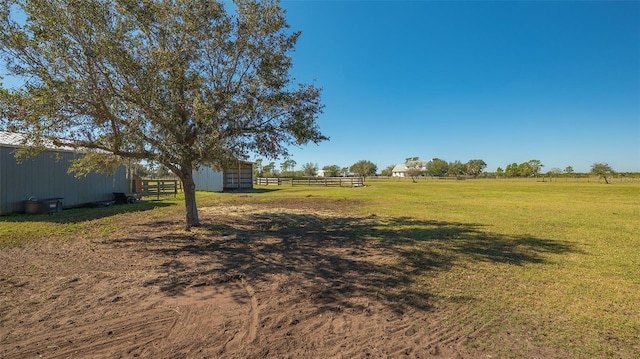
{"left": 466, "top": 159, "right": 487, "bottom": 177}
{"left": 426, "top": 158, "right": 448, "bottom": 177}
{"left": 591, "top": 162, "right": 615, "bottom": 184}
{"left": 262, "top": 162, "right": 277, "bottom": 177}
{"left": 448, "top": 160, "right": 465, "bottom": 177}
{"left": 405, "top": 167, "right": 424, "bottom": 182}
{"left": 517, "top": 162, "right": 533, "bottom": 177}
{"left": 495, "top": 167, "right": 504, "bottom": 177}
{"left": 380, "top": 164, "right": 395, "bottom": 177}
{"left": 350, "top": 160, "right": 377, "bottom": 177}
{"left": 302, "top": 162, "right": 318, "bottom": 177}
{"left": 505, "top": 163, "right": 519, "bottom": 177}
{"left": 564, "top": 166, "right": 574, "bottom": 176}
{"left": 253, "top": 158, "right": 264, "bottom": 177}
{"left": 527, "top": 159, "right": 544, "bottom": 177}
{"left": 322, "top": 164, "right": 340, "bottom": 177}
{"left": 280, "top": 159, "right": 296, "bottom": 176}
{"left": 145, "top": 161, "right": 171, "bottom": 178}
{"left": 132, "top": 163, "right": 152, "bottom": 178}
{"left": 0, "top": 0, "right": 326, "bottom": 229}
{"left": 504, "top": 160, "right": 544, "bottom": 178}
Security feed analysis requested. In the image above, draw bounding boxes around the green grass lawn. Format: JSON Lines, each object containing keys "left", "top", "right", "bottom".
{"left": 206, "top": 179, "right": 640, "bottom": 357}
{"left": 2, "top": 178, "right": 639, "bottom": 357}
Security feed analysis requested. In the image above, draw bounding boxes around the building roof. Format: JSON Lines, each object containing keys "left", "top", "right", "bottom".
{"left": 0, "top": 131, "right": 76, "bottom": 151}
{"left": 392, "top": 160, "right": 431, "bottom": 173}
{"left": 392, "top": 163, "right": 408, "bottom": 173}
{"left": 0, "top": 131, "right": 25, "bottom": 147}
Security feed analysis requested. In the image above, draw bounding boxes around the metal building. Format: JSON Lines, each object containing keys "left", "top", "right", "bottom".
{"left": 223, "top": 160, "right": 254, "bottom": 190}
{"left": 192, "top": 161, "right": 254, "bottom": 192}
{"left": 192, "top": 166, "right": 224, "bottom": 192}
{"left": 0, "top": 131, "right": 129, "bottom": 215}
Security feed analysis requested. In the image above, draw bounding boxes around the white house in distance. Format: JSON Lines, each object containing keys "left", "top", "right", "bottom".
{"left": 391, "top": 159, "right": 431, "bottom": 177}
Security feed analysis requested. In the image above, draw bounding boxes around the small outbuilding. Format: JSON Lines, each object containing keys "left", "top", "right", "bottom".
{"left": 192, "top": 160, "right": 253, "bottom": 192}
{"left": 223, "top": 160, "right": 253, "bottom": 190}
{"left": 0, "top": 131, "right": 129, "bottom": 215}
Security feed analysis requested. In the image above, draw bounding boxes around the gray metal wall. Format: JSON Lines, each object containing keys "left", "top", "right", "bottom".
{"left": 0, "top": 146, "right": 129, "bottom": 214}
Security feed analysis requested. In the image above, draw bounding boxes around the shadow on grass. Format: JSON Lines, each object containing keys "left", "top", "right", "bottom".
{"left": 115, "top": 211, "right": 578, "bottom": 313}
{"left": 221, "top": 187, "right": 281, "bottom": 194}
{"left": 0, "top": 200, "right": 175, "bottom": 224}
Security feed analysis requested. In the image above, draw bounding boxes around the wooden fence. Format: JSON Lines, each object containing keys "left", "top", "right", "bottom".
{"left": 137, "top": 179, "right": 182, "bottom": 199}
{"left": 256, "top": 177, "right": 364, "bottom": 187}
{"left": 255, "top": 177, "right": 292, "bottom": 186}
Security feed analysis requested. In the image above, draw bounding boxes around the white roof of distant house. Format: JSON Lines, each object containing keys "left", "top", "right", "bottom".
{"left": 392, "top": 163, "right": 408, "bottom": 172}
{"left": 0, "top": 131, "right": 76, "bottom": 151}
{"left": 392, "top": 160, "right": 431, "bottom": 172}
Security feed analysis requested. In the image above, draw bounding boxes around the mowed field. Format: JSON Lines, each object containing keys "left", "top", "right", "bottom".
{"left": 1, "top": 179, "right": 638, "bottom": 358}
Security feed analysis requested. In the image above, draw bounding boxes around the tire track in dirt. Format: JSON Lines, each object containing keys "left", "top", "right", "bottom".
{"left": 221, "top": 278, "right": 259, "bottom": 355}
{"left": 2, "top": 306, "right": 178, "bottom": 358}
{"left": 142, "top": 279, "right": 256, "bottom": 358}
{"left": 242, "top": 278, "right": 260, "bottom": 343}
{"left": 1, "top": 271, "right": 257, "bottom": 358}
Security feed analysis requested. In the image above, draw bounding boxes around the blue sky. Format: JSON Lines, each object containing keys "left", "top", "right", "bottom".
{"left": 1, "top": 1, "right": 638, "bottom": 173}
{"left": 277, "top": 0, "right": 639, "bottom": 173}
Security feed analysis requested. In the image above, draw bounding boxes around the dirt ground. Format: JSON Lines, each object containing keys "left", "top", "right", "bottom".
{"left": 1, "top": 203, "right": 501, "bottom": 358}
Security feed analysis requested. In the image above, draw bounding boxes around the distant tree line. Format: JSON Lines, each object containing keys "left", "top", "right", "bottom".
{"left": 495, "top": 161, "right": 620, "bottom": 183}
{"left": 254, "top": 157, "right": 631, "bottom": 185}
{"left": 496, "top": 159, "right": 544, "bottom": 178}
{"left": 253, "top": 158, "right": 375, "bottom": 178}
{"left": 378, "top": 158, "right": 488, "bottom": 180}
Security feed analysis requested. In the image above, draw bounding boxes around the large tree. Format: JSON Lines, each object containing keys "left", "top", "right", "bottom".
{"left": 350, "top": 160, "right": 377, "bottom": 177}
{"left": 0, "top": 0, "right": 326, "bottom": 228}
{"left": 405, "top": 167, "right": 424, "bottom": 183}
{"left": 465, "top": 159, "right": 487, "bottom": 177}
{"left": 301, "top": 162, "right": 317, "bottom": 177}
{"left": 527, "top": 159, "right": 544, "bottom": 178}
{"left": 426, "top": 158, "right": 448, "bottom": 177}
{"left": 322, "top": 164, "right": 340, "bottom": 177}
{"left": 591, "top": 162, "right": 614, "bottom": 184}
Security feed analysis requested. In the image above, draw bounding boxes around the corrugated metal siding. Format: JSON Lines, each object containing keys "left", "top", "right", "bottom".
{"left": 0, "top": 147, "right": 129, "bottom": 214}
{"left": 223, "top": 162, "right": 253, "bottom": 190}
{"left": 193, "top": 166, "right": 224, "bottom": 192}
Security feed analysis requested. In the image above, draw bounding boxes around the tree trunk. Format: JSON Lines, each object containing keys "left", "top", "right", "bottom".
{"left": 180, "top": 171, "right": 200, "bottom": 230}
